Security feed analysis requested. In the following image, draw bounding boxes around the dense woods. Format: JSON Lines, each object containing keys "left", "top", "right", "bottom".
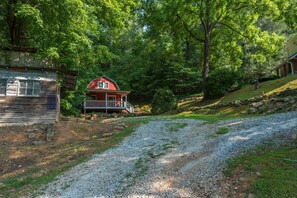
{"left": 0, "top": 0, "right": 296, "bottom": 114}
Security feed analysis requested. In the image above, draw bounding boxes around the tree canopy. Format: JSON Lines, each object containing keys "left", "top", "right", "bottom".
{"left": 0, "top": 0, "right": 296, "bottom": 113}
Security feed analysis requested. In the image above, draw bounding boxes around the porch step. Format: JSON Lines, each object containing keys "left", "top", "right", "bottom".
{"left": 125, "top": 102, "right": 134, "bottom": 113}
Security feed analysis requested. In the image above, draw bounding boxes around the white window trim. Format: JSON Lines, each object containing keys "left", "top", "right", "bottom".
{"left": 0, "top": 79, "right": 7, "bottom": 96}
{"left": 98, "top": 81, "right": 109, "bottom": 89}
{"left": 18, "top": 80, "right": 41, "bottom": 97}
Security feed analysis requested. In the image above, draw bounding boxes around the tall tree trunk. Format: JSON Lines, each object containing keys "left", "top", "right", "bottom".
{"left": 202, "top": 28, "right": 210, "bottom": 100}
{"left": 7, "top": 0, "right": 22, "bottom": 46}
{"left": 202, "top": 0, "right": 211, "bottom": 100}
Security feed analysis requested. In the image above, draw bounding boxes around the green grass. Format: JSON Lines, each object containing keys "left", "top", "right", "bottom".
{"left": 146, "top": 149, "right": 163, "bottom": 159}
{"left": 170, "top": 139, "right": 179, "bottom": 145}
{"left": 178, "top": 75, "right": 297, "bottom": 112}
{"left": 171, "top": 113, "right": 224, "bottom": 123}
{"left": 225, "top": 143, "right": 297, "bottom": 197}
{"left": 177, "top": 93, "right": 202, "bottom": 100}
{"left": 178, "top": 97, "right": 219, "bottom": 109}
{"left": 174, "top": 76, "right": 297, "bottom": 122}
{"left": 133, "top": 158, "right": 149, "bottom": 176}
{"left": 208, "top": 127, "right": 229, "bottom": 138}
{"left": 162, "top": 143, "right": 175, "bottom": 150}
{"left": 125, "top": 172, "right": 133, "bottom": 178}
{"left": 0, "top": 157, "right": 89, "bottom": 197}
{"left": 171, "top": 112, "right": 252, "bottom": 123}
{"left": 165, "top": 122, "right": 188, "bottom": 132}
{"left": 221, "top": 75, "right": 297, "bottom": 104}
{"left": 216, "top": 127, "right": 229, "bottom": 135}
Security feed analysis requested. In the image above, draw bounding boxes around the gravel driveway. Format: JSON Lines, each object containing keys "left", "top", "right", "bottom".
{"left": 36, "top": 111, "right": 297, "bottom": 198}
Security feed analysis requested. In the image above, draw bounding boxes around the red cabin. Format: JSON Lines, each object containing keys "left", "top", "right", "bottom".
{"left": 84, "top": 75, "right": 133, "bottom": 113}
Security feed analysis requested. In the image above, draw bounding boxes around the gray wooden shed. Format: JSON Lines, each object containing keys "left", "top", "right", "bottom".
{"left": 0, "top": 50, "right": 60, "bottom": 124}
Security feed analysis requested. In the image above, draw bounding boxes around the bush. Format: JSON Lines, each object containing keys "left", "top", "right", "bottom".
{"left": 61, "top": 90, "right": 84, "bottom": 116}
{"left": 205, "top": 67, "right": 242, "bottom": 99}
{"left": 151, "top": 89, "right": 177, "bottom": 114}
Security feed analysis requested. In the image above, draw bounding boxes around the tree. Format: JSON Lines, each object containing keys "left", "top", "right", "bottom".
{"left": 145, "top": 0, "right": 293, "bottom": 99}
{"left": 0, "top": 0, "right": 138, "bottom": 114}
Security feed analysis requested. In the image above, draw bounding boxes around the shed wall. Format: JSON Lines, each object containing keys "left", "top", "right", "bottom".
{"left": 0, "top": 70, "right": 58, "bottom": 123}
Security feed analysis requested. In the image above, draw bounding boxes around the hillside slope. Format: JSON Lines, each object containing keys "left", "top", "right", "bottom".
{"left": 178, "top": 75, "right": 297, "bottom": 118}
{"left": 220, "top": 75, "right": 297, "bottom": 104}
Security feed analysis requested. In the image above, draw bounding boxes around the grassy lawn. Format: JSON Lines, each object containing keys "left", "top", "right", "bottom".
{"left": 220, "top": 75, "right": 297, "bottom": 104}
{"left": 225, "top": 141, "right": 297, "bottom": 197}
{"left": 178, "top": 75, "right": 297, "bottom": 109}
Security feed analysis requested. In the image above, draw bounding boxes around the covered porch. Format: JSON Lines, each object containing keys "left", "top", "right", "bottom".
{"left": 84, "top": 90, "right": 134, "bottom": 113}
{"left": 275, "top": 53, "right": 297, "bottom": 77}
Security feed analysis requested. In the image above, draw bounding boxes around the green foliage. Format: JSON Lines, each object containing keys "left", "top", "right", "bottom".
{"left": 144, "top": 0, "right": 295, "bottom": 98}
{"left": 0, "top": 0, "right": 296, "bottom": 115}
{"left": 205, "top": 67, "right": 242, "bottom": 99}
{"left": 151, "top": 89, "right": 177, "bottom": 114}
{"left": 61, "top": 91, "right": 84, "bottom": 116}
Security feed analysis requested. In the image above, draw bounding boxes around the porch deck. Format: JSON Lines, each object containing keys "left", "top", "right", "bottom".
{"left": 84, "top": 100, "right": 134, "bottom": 113}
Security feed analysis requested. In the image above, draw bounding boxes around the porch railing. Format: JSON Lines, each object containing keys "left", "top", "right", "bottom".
{"left": 125, "top": 101, "right": 134, "bottom": 113}
{"left": 84, "top": 100, "right": 134, "bottom": 113}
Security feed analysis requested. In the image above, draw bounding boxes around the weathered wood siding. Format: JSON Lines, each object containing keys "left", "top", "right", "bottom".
{"left": 0, "top": 69, "right": 58, "bottom": 123}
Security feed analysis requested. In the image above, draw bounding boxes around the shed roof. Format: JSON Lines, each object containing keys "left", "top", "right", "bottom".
{"left": 87, "top": 75, "right": 121, "bottom": 91}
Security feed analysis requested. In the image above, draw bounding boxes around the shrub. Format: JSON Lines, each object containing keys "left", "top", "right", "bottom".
{"left": 205, "top": 67, "right": 242, "bottom": 99}
{"left": 61, "top": 90, "right": 84, "bottom": 116}
{"left": 151, "top": 89, "right": 177, "bottom": 114}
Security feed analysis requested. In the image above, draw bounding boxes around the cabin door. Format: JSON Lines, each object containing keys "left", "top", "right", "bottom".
{"left": 108, "top": 95, "right": 116, "bottom": 107}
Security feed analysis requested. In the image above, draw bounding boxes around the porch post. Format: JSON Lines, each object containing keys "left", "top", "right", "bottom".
{"left": 56, "top": 85, "right": 61, "bottom": 122}
{"left": 84, "top": 99, "right": 86, "bottom": 114}
{"left": 105, "top": 92, "right": 108, "bottom": 114}
{"left": 288, "top": 62, "right": 294, "bottom": 75}
{"left": 125, "top": 95, "right": 128, "bottom": 107}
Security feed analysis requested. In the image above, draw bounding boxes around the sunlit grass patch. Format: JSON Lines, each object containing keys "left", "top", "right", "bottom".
{"left": 171, "top": 111, "right": 252, "bottom": 123}
{"left": 177, "top": 75, "right": 297, "bottom": 112}
{"left": 225, "top": 143, "right": 297, "bottom": 197}
{"left": 165, "top": 122, "right": 188, "bottom": 132}
{"left": 221, "top": 75, "right": 297, "bottom": 104}
{"left": 216, "top": 127, "right": 229, "bottom": 135}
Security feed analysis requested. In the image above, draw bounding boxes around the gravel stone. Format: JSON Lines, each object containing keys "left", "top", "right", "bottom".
{"left": 36, "top": 111, "right": 297, "bottom": 198}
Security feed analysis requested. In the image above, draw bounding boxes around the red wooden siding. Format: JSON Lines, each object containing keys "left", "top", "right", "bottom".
{"left": 88, "top": 76, "right": 118, "bottom": 90}
{"left": 87, "top": 92, "right": 122, "bottom": 101}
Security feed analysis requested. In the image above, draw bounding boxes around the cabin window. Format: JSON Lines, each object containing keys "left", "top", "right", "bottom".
{"left": 98, "top": 81, "right": 109, "bottom": 89}
{"left": 0, "top": 79, "right": 7, "bottom": 96}
{"left": 19, "top": 80, "right": 41, "bottom": 96}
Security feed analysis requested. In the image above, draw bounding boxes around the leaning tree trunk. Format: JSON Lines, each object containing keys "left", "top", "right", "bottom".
{"left": 202, "top": 28, "right": 211, "bottom": 100}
